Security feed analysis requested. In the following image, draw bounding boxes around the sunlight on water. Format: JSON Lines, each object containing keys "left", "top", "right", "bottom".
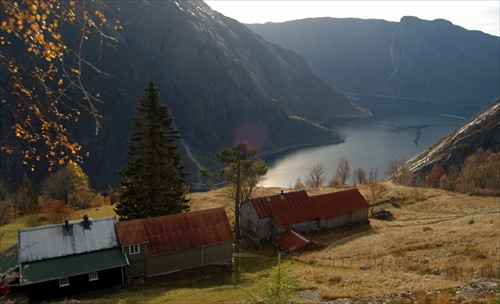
{"left": 262, "top": 98, "right": 481, "bottom": 188}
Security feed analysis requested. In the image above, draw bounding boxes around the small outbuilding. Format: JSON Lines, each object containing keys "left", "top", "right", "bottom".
{"left": 241, "top": 188, "right": 370, "bottom": 246}
{"left": 116, "top": 208, "right": 234, "bottom": 279}
{"left": 17, "top": 216, "right": 128, "bottom": 301}
{"left": 275, "top": 229, "right": 315, "bottom": 254}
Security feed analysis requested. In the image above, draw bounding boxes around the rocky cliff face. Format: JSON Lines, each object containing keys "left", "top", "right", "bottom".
{"left": 1, "top": 1, "right": 366, "bottom": 190}
{"left": 248, "top": 17, "right": 500, "bottom": 104}
{"left": 405, "top": 98, "right": 500, "bottom": 179}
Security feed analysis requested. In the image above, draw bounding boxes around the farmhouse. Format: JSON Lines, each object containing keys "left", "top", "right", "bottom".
{"left": 17, "top": 216, "right": 128, "bottom": 301}
{"left": 241, "top": 189, "right": 370, "bottom": 247}
{"left": 116, "top": 207, "right": 234, "bottom": 279}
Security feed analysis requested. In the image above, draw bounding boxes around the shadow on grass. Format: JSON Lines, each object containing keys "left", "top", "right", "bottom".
{"left": 73, "top": 257, "right": 278, "bottom": 303}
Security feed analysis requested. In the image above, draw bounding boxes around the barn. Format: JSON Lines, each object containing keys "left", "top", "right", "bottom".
{"left": 312, "top": 189, "right": 371, "bottom": 230}
{"left": 241, "top": 190, "right": 319, "bottom": 244}
{"left": 115, "top": 208, "right": 234, "bottom": 279}
{"left": 17, "top": 216, "right": 128, "bottom": 301}
{"left": 241, "top": 188, "right": 370, "bottom": 246}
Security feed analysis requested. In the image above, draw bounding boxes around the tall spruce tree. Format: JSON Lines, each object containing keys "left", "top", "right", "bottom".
{"left": 115, "top": 81, "right": 189, "bottom": 220}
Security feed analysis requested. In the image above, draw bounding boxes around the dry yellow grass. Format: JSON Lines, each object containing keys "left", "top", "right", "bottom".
{"left": 291, "top": 184, "right": 500, "bottom": 299}
{"left": 2, "top": 183, "right": 498, "bottom": 302}
{"left": 191, "top": 183, "right": 499, "bottom": 300}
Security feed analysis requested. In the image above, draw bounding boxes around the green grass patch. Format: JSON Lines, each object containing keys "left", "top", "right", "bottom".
{"left": 65, "top": 257, "right": 278, "bottom": 304}
{"left": 0, "top": 217, "right": 30, "bottom": 250}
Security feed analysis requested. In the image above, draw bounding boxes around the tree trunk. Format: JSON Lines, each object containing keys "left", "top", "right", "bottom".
{"left": 234, "top": 163, "right": 241, "bottom": 239}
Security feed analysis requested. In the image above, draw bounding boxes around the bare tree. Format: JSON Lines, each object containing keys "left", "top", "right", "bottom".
{"left": 366, "top": 182, "right": 387, "bottom": 205}
{"left": 386, "top": 157, "right": 406, "bottom": 184}
{"left": 293, "top": 178, "right": 305, "bottom": 190}
{"left": 305, "top": 163, "right": 326, "bottom": 189}
{"left": 335, "top": 156, "right": 351, "bottom": 185}
{"left": 354, "top": 167, "right": 367, "bottom": 184}
{"left": 368, "top": 167, "right": 379, "bottom": 182}
{"left": 399, "top": 163, "right": 414, "bottom": 186}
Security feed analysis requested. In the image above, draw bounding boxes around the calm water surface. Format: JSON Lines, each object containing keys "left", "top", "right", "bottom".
{"left": 262, "top": 96, "right": 483, "bottom": 188}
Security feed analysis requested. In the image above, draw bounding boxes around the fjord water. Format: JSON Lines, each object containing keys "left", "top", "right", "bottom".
{"left": 262, "top": 96, "right": 483, "bottom": 188}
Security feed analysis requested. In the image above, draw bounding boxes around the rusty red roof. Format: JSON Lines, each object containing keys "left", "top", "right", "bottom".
{"left": 275, "top": 229, "right": 314, "bottom": 253}
{"left": 312, "top": 188, "right": 370, "bottom": 217}
{"left": 244, "top": 188, "right": 369, "bottom": 227}
{"left": 116, "top": 208, "right": 234, "bottom": 256}
{"left": 246, "top": 190, "right": 319, "bottom": 226}
{"left": 115, "top": 219, "right": 149, "bottom": 246}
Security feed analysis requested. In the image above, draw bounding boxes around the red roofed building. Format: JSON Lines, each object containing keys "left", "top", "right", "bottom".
{"left": 275, "top": 229, "right": 315, "bottom": 254}
{"left": 241, "top": 189, "right": 369, "bottom": 246}
{"left": 116, "top": 208, "right": 234, "bottom": 278}
{"left": 312, "top": 189, "right": 371, "bottom": 230}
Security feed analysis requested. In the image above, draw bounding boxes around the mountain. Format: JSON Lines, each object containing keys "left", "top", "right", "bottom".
{"left": 1, "top": 1, "right": 367, "bottom": 191}
{"left": 405, "top": 97, "right": 500, "bottom": 180}
{"left": 247, "top": 17, "right": 500, "bottom": 104}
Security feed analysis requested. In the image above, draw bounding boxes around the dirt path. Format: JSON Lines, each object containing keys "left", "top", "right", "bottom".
{"left": 324, "top": 231, "right": 371, "bottom": 250}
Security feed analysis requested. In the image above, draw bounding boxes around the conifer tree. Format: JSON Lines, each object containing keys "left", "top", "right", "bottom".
{"left": 15, "top": 174, "right": 39, "bottom": 216}
{"left": 116, "top": 81, "right": 189, "bottom": 220}
{"left": 216, "top": 141, "right": 267, "bottom": 239}
{"left": 245, "top": 254, "right": 299, "bottom": 304}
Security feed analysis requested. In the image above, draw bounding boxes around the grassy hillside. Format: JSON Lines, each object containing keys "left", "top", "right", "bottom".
{"left": 1, "top": 184, "right": 499, "bottom": 303}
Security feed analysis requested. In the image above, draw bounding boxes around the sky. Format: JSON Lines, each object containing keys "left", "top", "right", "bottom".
{"left": 205, "top": 1, "right": 500, "bottom": 37}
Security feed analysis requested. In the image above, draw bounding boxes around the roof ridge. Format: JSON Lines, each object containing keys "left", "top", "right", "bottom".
{"left": 18, "top": 216, "right": 116, "bottom": 232}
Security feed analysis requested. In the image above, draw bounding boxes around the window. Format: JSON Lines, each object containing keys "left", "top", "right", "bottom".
{"left": 59, "top": 277, "right": 69, "bottom": 287}
{"left": 89, "top": 271, "right": 99, "bottom": 281}
{"left": 129, "top": 244, "right": 140, "bottom": 255}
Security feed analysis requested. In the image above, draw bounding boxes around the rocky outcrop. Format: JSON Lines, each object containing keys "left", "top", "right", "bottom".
{"left": 248, "top": 17, "right": 500, "bottom": 104}
{"left": 404, "top": 98, "right": 500, "bottom": 179}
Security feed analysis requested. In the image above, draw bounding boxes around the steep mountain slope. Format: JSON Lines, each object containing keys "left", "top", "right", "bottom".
{"left": 405, "top": 98, "right": 500, "bottom": 179}
{"left": 0, "top": 1, "right": 366, "bottom": 190}
{"left": 248, "top": 17, "right": 500, "bottom": 104}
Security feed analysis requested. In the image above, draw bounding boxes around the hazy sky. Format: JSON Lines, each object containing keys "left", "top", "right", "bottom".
{"left": 205, "top": 1, "right": 500, "bottom": 37}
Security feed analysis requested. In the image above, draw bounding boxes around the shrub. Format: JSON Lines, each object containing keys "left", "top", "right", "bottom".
{"left": 91, "top": 193, "right": 109, "bottom": 208}
{"left": 43, "top": 200, "right": 75, "bottom": 224}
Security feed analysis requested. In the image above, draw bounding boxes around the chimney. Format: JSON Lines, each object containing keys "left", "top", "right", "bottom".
{"left": 82, "top": 214, "right": 91, "bottom": 229}
{"left": 64, "top": 220, "right": 69, "bottom": 231}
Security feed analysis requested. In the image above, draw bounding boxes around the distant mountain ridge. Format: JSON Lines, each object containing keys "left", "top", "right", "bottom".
{"left": 248, "top": 16, "right": 500, "bottom": 104}
{"left": 1, "top": 1, "right": 366, "bottom": 190}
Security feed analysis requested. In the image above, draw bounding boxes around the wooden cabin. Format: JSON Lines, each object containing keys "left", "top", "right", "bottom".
{"left": 116, "top": 208, "right": 234, "bottom": 279}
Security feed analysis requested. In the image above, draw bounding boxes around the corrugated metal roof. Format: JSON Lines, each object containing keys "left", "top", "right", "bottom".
{"left": 312, "top": 189, "right": 370, "bottom": 217}
{"left": 244, "top": 188, "right": 369, "bottom": 227}
{"left": 246, "top": 190, "right": 319, "bottom": 226}
{"left": 275, "top": 229, "right": 314, "bottom": 253}
{"left": 115, "top": 208, "right": 234, "bottom": 256}
{"left": 115, "top": 219, "right": 149, "bottom": 246}
{"left": 18, "top": 216, "right": 119, "bottom": 264}
{"left": 20, "top": 248, "right": 128, "bottom": 285}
